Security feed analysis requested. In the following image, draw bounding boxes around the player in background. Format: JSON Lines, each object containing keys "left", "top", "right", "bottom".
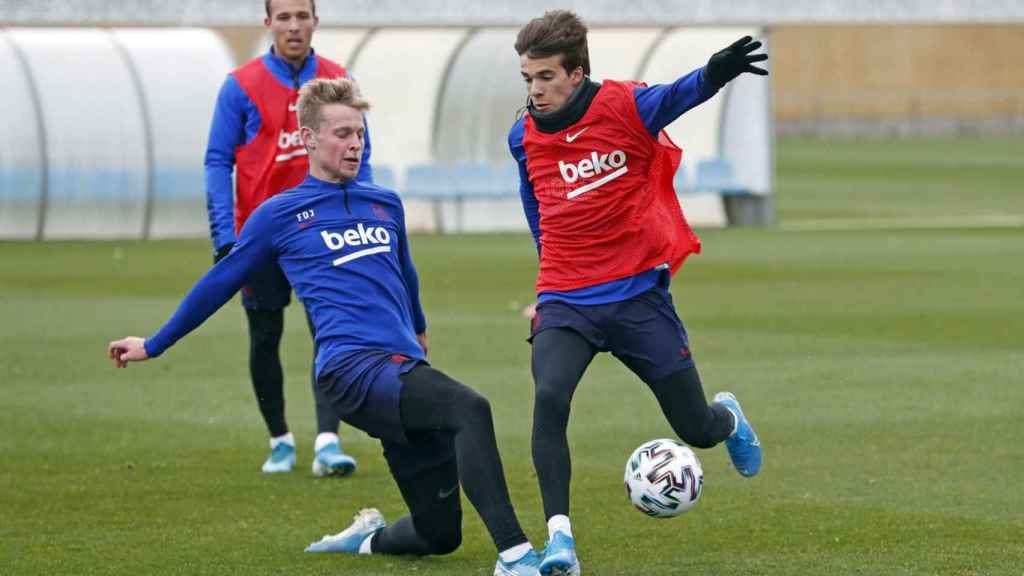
{"left": 110, "top": 78, "right": 544, "bottom": 576}
{"left": 508, "top": 10, "right": 767, "bottom": 575}
{"left": 205, "top": 0, "right": 368, "bottom": 476}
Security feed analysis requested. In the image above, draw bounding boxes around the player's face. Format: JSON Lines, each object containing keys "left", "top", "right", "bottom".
{"left": 520, "top": 54, "right": 585, "bottom": 114}
{"left": 265, "top": 0, "right": 318, "bottom": 67}
{"left": 304, "top": 103, "right": 364, "bottom": 183}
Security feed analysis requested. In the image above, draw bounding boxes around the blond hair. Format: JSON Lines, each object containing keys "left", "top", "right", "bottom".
{"left": 297, "top": 77, "right": 370, "bottom": 130}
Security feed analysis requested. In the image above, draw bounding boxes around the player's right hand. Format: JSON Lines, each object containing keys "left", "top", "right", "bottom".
{"left": 107, "top": 337, "right": 150, "bottom": 368}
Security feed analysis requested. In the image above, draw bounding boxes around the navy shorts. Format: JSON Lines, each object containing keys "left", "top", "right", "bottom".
{"left": 317, "top": 353, "right": 454, "bottom": 477}
{"left": 530, "top": 286, "right": 695, "bottom": 383}
{"left": 316, "top": 351, "right": 420, "bottom": 444}
{"left": 241, "top": 259, "right": 292, "bottom": 310}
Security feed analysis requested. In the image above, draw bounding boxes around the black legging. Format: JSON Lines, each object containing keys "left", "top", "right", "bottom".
{"left": 246, "top": 307, "right": 339, "bottom": 437}
{"left": 531, "top": 327, "right": 734, "bottom": 519}
{"left": 372, "top": 365, "right": 528, "bottom": 555}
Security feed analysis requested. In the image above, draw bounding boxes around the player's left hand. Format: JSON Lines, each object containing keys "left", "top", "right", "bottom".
{"left": 417, "top": 332, "right": 429, "bottom": 357}
{"left": 706, "top": 36, "right": 768, "bottom": 88}
{"left": 107, "top": 337, "right": 150, "bottom": 368}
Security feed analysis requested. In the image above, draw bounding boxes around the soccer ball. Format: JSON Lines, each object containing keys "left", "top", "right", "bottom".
{"left": 624, "top": 438, "right": 703, "bottom": 518}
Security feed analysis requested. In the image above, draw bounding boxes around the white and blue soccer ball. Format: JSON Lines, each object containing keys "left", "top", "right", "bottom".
{"left": 624, "top": 438, "right": 703, "bottom": 518}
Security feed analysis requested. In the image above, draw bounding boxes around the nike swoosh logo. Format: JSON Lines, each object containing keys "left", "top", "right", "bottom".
{"left": 438, "top": 484, "right": 458, "bottom": 499}
{"left": 288, "top": 103, "right": 298, "bottom": 112}
{"left": 565, "top": 127, "right": 588, "bottom": 143}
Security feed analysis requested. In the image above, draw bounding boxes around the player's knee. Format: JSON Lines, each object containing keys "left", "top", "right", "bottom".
{"left": 426, "top": 524, "right": 462, "bottom": 555}
{"left": 416, "top": 510, "right": 462, "bottom": 555}
{"left": 457, "top": 386, "right": 492, "bottom": 422}
{"left": 533, "top": 380, "right": 572, "bottom": 416}
{"left": 247, "top": 309, "right": 284, "bottom": 348}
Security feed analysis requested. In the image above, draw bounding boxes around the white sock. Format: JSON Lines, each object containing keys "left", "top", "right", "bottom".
{"left": 358, "top": 534, "right": 374, "bottom": 555}
{"left": 269, "top": 432, "right": 294, "bottom": 449}
{"left": 547, "top": 514, "right": 572, "bottom": 540}
{"left": 499, "top": 542, "right": 533, "bottom": 563}
{"left": 315, "top": 432, "right": 340, "bottom": 452}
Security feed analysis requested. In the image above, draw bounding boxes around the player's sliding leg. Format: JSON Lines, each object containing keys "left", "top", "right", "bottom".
{"left": 531, "top": 328, "right": 596, "bottom": 576}
{"left": 304, "top": 309, "right": 357, "bottom": 477}
{"left": 308, "top": 365, "right": 541, "bottom": 574}
{"left": 245, "top": 307, "right": 294, "bottom": 473}
{"left": 396, "top": 366, "right": 540, "bottom": 574}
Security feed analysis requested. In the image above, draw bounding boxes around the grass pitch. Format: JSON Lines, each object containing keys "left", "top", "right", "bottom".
{"left": 2, "top": 137, "right": 1023, "bottom": 575}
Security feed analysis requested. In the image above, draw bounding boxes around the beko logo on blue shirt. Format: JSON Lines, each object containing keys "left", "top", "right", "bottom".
{"left": 321, "top": 224, "right": 392, "bottom": 266}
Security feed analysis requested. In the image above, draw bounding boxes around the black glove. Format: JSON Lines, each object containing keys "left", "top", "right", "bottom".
{"left": 213, "top": 241, "right": 234, "bottom": 264}
{"left": 706, "top": 36, "right": 768, "bottom": 89}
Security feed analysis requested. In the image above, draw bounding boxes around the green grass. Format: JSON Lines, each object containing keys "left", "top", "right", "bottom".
{"left": 2, "top": 137, "right": 1024, "bottom": 575}
{"left": 776, "top": 136, "right": 1024, "bottom": 224}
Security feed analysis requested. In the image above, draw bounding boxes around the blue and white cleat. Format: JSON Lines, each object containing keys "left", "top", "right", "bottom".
{"left": 540, "top": 532, "right": 581, "bottom": 576}
{"left": 261, "top": 442, "right": 295, "bottom": 474}
{"left": 305, "top": 508, "right": 385, "bottom": 553}
{"left": 312, "top": 442, "right": 357, "bottom": 477}
{"left": 714, "top": 391, "right": 762, "bottom": 477}
{"left": 494, "top": 548, "right": 543, "bottom": 576}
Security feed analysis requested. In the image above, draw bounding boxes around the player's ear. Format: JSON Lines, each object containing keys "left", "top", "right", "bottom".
{"left": 570, "top": 66, "right": 585, "bottom": 86}
{"left": 300, "top": 126, "right": 317, "bottom": 150}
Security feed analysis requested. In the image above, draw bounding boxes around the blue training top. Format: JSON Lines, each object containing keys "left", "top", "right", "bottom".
{"left": 145, "top": 174, "right": 426, "bottom": 378}
{"left": 508, "top": 66, "right": 717, "bottom": 306}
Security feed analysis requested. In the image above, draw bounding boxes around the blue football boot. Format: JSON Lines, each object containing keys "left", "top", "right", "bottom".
{"left": 540, "top": 532, "right": 581, "bottom": 576}
{"left": 305, "top": 508, "right": 385, "bottom": 553}
{"left": 312, "top": 442, "right": 357, "bottom": 477}
{"left": 714, "top": 391, "right": 762, "bottom": 477}
{"left": 260, "top": 442, "right": 295, "bottom": 474}
{"left": 494, "top": 548, "right": 542, "bottom": 576}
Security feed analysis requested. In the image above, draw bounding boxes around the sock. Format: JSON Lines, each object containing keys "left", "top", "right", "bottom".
{"left": 499, "top": 542, "right": 533, "bottom": 563}
{"left": 724, "top": 406, "right": 739, "bottom": 436}
{"left": 547, "top": 514, "right": 572, "bottom": 540}
{"left": 315, "top": 432, "right": 340, "bottom": 452}
{"left": 270, "top": 432, "right": 294, "bottom": 449}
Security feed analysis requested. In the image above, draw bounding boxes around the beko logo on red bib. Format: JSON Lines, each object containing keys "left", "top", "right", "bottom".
{"left": 321, "top": 224, "right": 392, "bottom": 266}
{"left": 276, "top": 129, "right": 306, "bottom": 162}
{"left": 557, "top": 150, "right": 629, "bottom": 199}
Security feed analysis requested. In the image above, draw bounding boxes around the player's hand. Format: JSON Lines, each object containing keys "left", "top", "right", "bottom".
{"left": 213, "top": 241, "right": 235, "bottom": 264}
{"left": 107, "top": 337, "right": 150, "bottom": 368}
{"left": 417, "top": 332, "right": 429, "bottom": 357}
{"left": 706, "top": 36, "right": 768, "bottom": 88}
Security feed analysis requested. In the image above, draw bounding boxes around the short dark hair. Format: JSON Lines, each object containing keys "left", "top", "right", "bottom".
{"left": 265, "top": 0, "right": 317, "bottom": 18}
{"left": 515, "top": 10, "right": 590, "bottom": 76}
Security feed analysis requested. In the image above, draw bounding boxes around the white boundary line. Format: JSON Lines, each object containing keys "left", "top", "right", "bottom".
{"left": 780, "top": 215, "right": 1024, "bottom": 232}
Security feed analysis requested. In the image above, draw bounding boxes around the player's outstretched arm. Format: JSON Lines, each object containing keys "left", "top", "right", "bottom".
{"left": 705, "top": 36, "right": 769, "bottom": 89}
{"left": 107, "top": 337, "right": 150, "bottom": 368}
{"left": 114, "top": 204, "right": 277, "bottom": 365}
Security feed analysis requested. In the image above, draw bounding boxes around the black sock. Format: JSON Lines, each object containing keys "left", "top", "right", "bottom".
{"left": 246, "top": 308, "right": 288, "bottom": 437}
{"left": 303, "top": 308, "right": 339, "bottom": 435}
